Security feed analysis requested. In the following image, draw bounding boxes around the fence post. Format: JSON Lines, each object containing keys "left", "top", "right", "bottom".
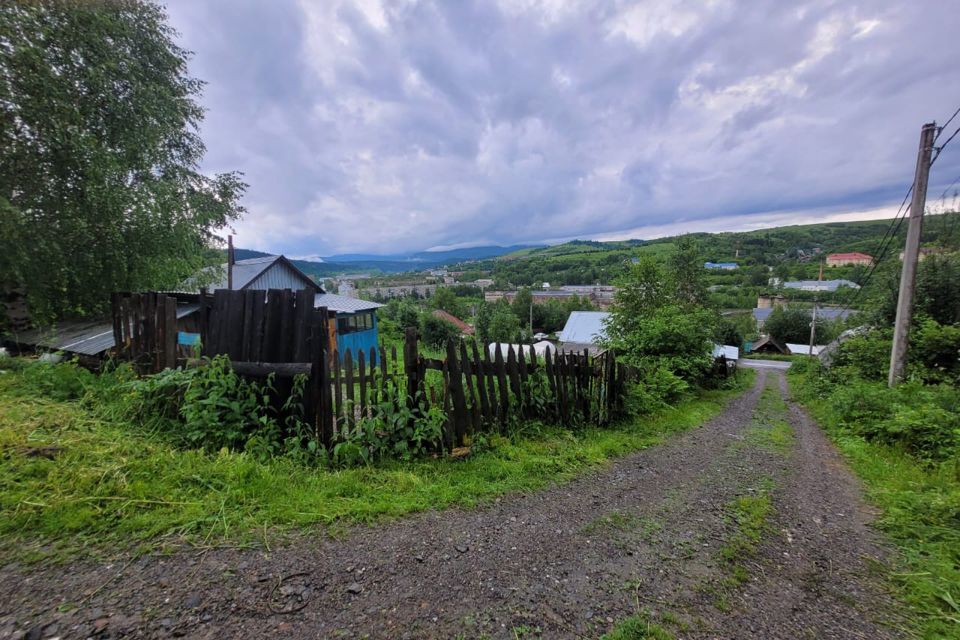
{"left": 404, "top": 327, "right": 420, "bottom": 409}
{"left": 163, "top": 295, "right": 176, "bottom": 370}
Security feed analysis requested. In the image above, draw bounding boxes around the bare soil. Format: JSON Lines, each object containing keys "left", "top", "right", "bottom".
{"left": 0, "top": 369, "right": 902, "bottom": 639}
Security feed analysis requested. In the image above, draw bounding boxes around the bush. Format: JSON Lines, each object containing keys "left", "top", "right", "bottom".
{"left": 17, "top": 358, "right": 93, "bottom": 401}
{"left": 624, "top": 367, "right": 689, "bottom": 415}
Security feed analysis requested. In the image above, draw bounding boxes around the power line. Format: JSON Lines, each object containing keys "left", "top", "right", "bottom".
{"left": 932, "top": 124, "right": 960, "bottom": 165}
{"left": 935, "top": 105, "right": 960, "bottom": 142}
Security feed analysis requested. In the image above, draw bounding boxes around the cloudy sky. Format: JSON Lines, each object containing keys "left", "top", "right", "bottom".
{"left": 164, "top": 0, "right": 960, "bottom": 256}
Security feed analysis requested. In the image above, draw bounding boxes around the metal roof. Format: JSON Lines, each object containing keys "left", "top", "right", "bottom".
{"left": 7, "top": 303, "right": 200, "bottom": 356}
{"left": 314, "top": 293, "right": 382, "bottom": 314}
{"left": 782, "top": 279, "right": 859, "bottom": 291}
{"left": 187, "top": 256, "right": 321, "bottom": 293}
{"left": 785, "top": 343, "right": 826, "bottom": 355}
{"left": 558, "top": 311, "right": 609, "bottom": 345}
{"left": 712, "top": 344, "right": 740, "bottom": 360}
{"left": 753, "top": 307, "right": 856, "bottom": 323}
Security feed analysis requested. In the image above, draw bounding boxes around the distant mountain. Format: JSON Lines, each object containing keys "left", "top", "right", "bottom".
{"left": 231, "top": 244, "right": 544, "bottom": 275}
{"left": 324, "top": 244, "right": 542, "bottom": 265}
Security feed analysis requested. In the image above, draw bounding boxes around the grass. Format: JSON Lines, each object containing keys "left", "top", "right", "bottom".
{"left": 744, "top": 380, "right": 795, "bottom": 454}
{"left": 790, "top": 368, "right": 960, "bottom": 639}
{"left": 0, "top": 361, "right": 755, "bottom": 561}
{"left": 601, "top": 611, "right": 676, "bottom": 640}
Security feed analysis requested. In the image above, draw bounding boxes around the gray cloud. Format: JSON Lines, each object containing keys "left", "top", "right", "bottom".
{"left": 162, "top": 0, "right": 960, "bottom": 254}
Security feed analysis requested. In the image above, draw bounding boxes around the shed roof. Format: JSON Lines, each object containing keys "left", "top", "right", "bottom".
{"left": 782, "top": 279, "right": 859, "bottom": 291}
{"left": 314, "top": 293, "right": 382, "bottom": 314}
{"left": 558, "top": 311, "right": 609, "bottom": 345}
{"left": 8, "top": 303, "right": 199, "bottom": 357}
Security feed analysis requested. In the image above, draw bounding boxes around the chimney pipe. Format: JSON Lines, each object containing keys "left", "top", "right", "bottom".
{"left": 227, "top": 234, "right": 235, "bottom": 290}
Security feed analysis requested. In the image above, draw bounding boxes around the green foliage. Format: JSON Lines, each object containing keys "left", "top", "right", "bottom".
{"left": 420, "top": 313, "right": 461, "bottom": 349}
{"left": 429, "top": 286, "right": 464, "bottom": 318}
{"left": 832, "top": 321, "right": 960, "bottom": 384}
{"left": 0, "top": 1, "right": 246, "bottom": 322}
{"left": 866, "top": 251, "right": 960, "bottom": 327}
{"left": 334, "top": 388, "right": 446, "bottom": 465}
{"left": 487, "top": 300, "right": 521, "bottom": 343}
{"left": 0, "top": 357, "right": 753, "bottom": 558}
{"left": 714, "top": 317, "right": 745, "bottom": 348}
{"left": 790, "top": 366, "right": 960, "bottom": 638}
{"left": 763, "top": 306, "right": 812, "bottom": 344}
{"left": 608, "top": 305, "right": 716, "bottom": 384}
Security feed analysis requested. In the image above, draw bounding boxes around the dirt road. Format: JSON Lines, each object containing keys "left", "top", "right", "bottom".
{"left": 0, "top": 370, "right": 901, "bottom": 639}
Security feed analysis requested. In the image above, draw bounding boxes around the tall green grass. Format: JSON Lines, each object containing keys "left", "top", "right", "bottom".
{"left": 0, "top": 361, "right": 754, "bottom": 560}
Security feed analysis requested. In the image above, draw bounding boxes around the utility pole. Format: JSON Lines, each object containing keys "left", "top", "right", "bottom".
{"left": 808, "top": 259, "right": 823, "bottom": 356}
{"left": 889, "top": 122, "right": 937, "bottom": 386}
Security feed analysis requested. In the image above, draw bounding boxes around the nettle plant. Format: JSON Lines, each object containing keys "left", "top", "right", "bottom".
{"left": 333, "top": 386, "right": 446, "bottom": 466}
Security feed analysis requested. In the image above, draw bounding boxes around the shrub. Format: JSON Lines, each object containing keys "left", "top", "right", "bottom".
{"left": 17, "top": 358, "right": 93, "bottom": 401}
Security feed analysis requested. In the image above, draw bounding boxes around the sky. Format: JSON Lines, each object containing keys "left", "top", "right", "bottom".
{"left": 163, "top": 0, "right": 960, "bottom": 257}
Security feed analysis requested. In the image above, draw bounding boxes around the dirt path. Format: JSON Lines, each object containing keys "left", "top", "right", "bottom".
{"left": 0, "top": 370, "right": 901, "bottom": 639}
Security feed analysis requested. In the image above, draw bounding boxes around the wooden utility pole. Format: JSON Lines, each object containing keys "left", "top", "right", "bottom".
{"left": 888, "top": 122, "right": 937, "bottom": 386}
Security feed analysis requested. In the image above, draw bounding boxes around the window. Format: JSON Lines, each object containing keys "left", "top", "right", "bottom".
{"left": 337, "top": 312, "right": 374, "bottom": 334}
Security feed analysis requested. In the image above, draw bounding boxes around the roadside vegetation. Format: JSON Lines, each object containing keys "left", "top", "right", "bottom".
{"left": 0, "top": 351, "right": 753, "bottom": 560}
{"left": 788, "top": 253, "right": 960, "bottom": 639}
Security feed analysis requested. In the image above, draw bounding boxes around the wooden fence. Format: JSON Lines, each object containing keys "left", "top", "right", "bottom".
{"left": 111, "top": 292, "right": 178, "bottom": 373}
{"left": 112, "top": 289, "right": 630, "bottom": 450}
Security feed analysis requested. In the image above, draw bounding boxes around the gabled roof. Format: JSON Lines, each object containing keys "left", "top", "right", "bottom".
{"left": 749, "top": 335, "right": 787, "bottom": 353}
{"left": 827, "top": 252, "right": 873, "bottom": 260}
{"left": 190, "top": 255, "right": 322, "bottom": 293}
{"left": 753, "top": 307, "right": 856, "bottom": 323}
{"left": 432, "top": 309, "right": 474, "bottom": 335}
{"left": 559, "top": 311, "right": 610, "bottom": 345}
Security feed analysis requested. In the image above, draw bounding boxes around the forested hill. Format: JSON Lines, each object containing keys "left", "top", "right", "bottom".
{"left": 480, "top": 212, "right": 959, "bottom": 286}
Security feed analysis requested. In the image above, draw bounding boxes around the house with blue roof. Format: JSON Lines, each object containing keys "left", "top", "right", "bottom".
{"left": 704, "top": 262, "right": 738, "bottom": 270}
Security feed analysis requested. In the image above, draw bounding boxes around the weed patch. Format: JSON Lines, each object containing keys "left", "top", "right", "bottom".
{"left": 0, "top": 363, "right": 754, "bottom": 560}
{"left": 791, "top": 366, "right": 960, "bottom": 639}
{"left": 744, "top": 381, "right": 794, "bottom": 455}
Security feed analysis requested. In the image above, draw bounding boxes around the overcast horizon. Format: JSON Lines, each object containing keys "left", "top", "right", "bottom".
{"left": 164, "top": 1, "right": 960, "bottom": 256}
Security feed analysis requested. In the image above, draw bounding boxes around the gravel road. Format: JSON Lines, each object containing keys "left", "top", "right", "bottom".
{"left": 0, "top": 369, "right": 901, "bottom": 639}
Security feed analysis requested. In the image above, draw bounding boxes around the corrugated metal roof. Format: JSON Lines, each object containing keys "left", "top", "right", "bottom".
{"left": 785, "top": 343, "right": 826, "bottom": 355}
{"left": 782, "top": 279, "right": 859, "bottom": 291}
{"left": 9, "top": 303, "right": 201, "bottom": 356}
{"left": 712, "top": 344, "right": 740, "bottom": 360}
{"left": 188, "top": 256, "right": 320, "bottom": 293}
{"left": 314, "top": 293, "right": 382, "bottom": 314}
{"left": 753, "top": 307, "right": 856, "bottom": 323}
{"left": 558, "top": 311, "right": 609, "bottom": 345}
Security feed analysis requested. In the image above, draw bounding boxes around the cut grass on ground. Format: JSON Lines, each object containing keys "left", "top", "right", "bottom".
{"left": 0, "top": 364, "right": 755, "bottom": 561}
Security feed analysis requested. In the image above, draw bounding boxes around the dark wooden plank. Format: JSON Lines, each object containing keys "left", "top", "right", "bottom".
{"left": 318, "top": 312, "right": 334, "bottom": 446}
{"left": 494, "top": 344, "right": 510, "bottom": 429}
{"left": 506, "top": 346, "right": 522, "bottom": 410}
{"left": 445, "top": 340, "right": 470, "bottom": 445}
{"left": 470, "top": 341, "right": 491, "bottom": 425}
{"left": 163, "top": 295, "right": 176, "bottom": 369}
{"left": 344, "top": 349, "right": 355, "bottom": 432}
{"left": 459, "top": 341, "right": 481, "bottom": 434}
{"left": 403, "top": 328, "right": 419, "bottom": 410}
{"left": 333, "top": 349, "right": 343, "bottom": 439}
{"left": 370, "top": 347, "right": 379, "bottom": 404}
{"left": 358, "top": 349, "right": 367, "bottom": 419}
{"left": 130, "top": 293, "right": 142, "bottom": 364}
{"left": 277, "top": 289, "right": 294, "bottom": 362}
{"left": 556, "top": 350, "right": 569, "bottom": 424}
{"left": 249, "top": 293, "right": 265, "bottom": 362}
{"left": 516, "top": 345, "right": 529, "bottom": 414}
{"left": 441, "top": 360, "right": 454, "bottom": 451}
{"left": 378, "top": 345, "right": 388, "bottom": 399}
{"left": 262, "top": 289, "right": 283, "bottom": 361}
{"left": 544, "top": 348, "right": 559, "bottom": 420}
{"left": 482, "top": 344, "right": 498, "bottom": 424}
{"left": 229, "top": 290, "right": 246, "bottom": 360}
{"left": 292, "top": 289, "right": 312, "bottom": 362}
{"left": 240, "top": 290, "right": 256, "bottom": 362}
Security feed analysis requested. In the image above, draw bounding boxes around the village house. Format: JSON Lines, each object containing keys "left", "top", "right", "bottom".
{"left": 782, "top": 279, "right": 860, "bottom": 292}
{"left": 825, "top": 252, "right": 873, "bottom": 267}
{"left": 704, "top": 262, "right": 738, "bottom": 270}
{"left": 432, "top": 309, "right": 474, "bottom": 337}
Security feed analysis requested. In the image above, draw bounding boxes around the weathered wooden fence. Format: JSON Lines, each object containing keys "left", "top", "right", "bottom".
{"left": 111, "top": 292, "right": 178, "bottom": 372}
{"left": 112, "top": 289, "right": 631, "bottom": 450}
